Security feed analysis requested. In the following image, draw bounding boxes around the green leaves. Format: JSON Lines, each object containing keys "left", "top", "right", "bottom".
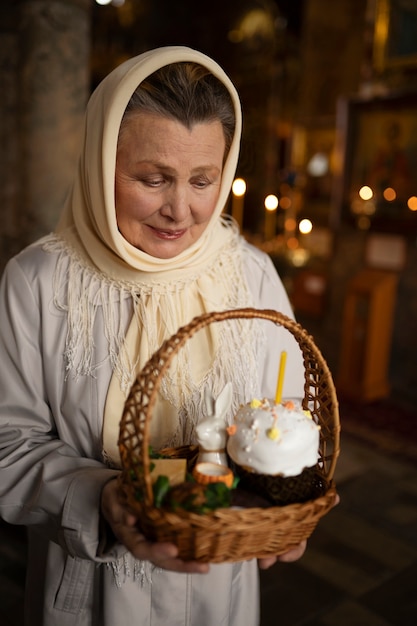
{"left": 133, "top": 448, "right": 240, "bottom": 514}
{"left": 152, "top": 475, "right": 171, "bottom": 507}
{"left": 152, "top": 475, "right": 239, "bottom": 514}
{"left": 199, "top": 482, "right": 232, "bottom": 512}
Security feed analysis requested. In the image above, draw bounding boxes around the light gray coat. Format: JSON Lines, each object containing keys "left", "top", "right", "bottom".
{"left": 0, "top": 239, "right": 304, "bottom": 626}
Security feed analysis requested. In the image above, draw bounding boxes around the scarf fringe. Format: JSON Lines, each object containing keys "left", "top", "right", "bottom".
{"left": 43, "top": 231, "right": 266, "bottom": 451}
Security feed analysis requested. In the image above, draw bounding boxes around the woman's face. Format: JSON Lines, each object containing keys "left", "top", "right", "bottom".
{"left": 115, "top": 112, "right": 226, "bottom": 258}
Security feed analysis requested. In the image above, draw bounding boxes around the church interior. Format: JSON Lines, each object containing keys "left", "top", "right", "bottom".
{"left": 1, "top": 1, "right": 417, "bottom": 624}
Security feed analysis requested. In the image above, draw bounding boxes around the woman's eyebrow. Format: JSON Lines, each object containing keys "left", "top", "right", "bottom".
{"left": 135, "top": 161, "right": 221, "bottom": 175}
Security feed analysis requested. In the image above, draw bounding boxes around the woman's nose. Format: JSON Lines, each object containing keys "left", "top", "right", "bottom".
{"left": 160, "top": 185, "right": 190, "bottom": 221}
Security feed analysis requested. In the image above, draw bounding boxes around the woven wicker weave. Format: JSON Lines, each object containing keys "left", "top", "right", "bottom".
{"left": 118, "top": 308, "right": 340, "bottom": 563}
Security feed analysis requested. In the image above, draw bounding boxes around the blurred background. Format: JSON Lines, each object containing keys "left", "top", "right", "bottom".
{"left": 1, "top": 2, "right": 417, "bottom": 624}
{"left": 2, "top": 0, "right": 417, "bottom": 412}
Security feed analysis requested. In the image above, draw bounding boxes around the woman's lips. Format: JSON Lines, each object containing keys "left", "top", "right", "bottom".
{"left": 150, "top": 226, "right": 187, "bottom": 240}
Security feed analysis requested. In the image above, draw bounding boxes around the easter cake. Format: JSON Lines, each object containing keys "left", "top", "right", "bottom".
{"left": 227, "top": 398, "right": 327, "bottom": 505}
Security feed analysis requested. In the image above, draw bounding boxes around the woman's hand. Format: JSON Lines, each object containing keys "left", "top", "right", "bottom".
{"left": 257, "top": 492, "right": 340, "bottom": 570}
{"left": 257, "top": 540, "right": 307, "bottom": 570}
{"left": 101, "top": 478, "right": 209, "bottom": 574}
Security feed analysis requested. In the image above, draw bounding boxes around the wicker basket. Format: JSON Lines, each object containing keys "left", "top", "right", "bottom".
{"left": 118, "top": 308, "right": 340, "bottom": 563}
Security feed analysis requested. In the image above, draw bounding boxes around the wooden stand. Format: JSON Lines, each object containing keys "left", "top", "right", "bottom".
{"left": 337, "top": 269, "right": 398, "bottom": 402}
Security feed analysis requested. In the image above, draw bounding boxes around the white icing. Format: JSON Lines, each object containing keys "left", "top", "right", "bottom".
{"left": 227, "top": 398, "right": 320, "bottom": 477}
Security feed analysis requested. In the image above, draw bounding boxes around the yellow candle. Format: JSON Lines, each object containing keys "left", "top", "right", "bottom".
{"left": 231, "top": 178, "right": 246, "bottom": 230}
{"left": 275, "top": 350, "right": 287, "bottom": 404}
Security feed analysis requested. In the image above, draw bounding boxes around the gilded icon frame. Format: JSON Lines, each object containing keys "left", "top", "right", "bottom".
{"left": 333, "top": 91, "right": 417, "bottom": 234}
{"left": 374, "top": 0, "right": 417, "bottom": 72}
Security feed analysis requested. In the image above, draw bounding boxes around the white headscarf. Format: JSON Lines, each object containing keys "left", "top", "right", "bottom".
{"left": 57, "top": 46, "right": 242, "bottom": 281}
{"left": 48, "top": 47, "right": 263, "bottom": 465}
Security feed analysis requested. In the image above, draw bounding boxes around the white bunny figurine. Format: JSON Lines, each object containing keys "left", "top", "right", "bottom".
{"left": 196, "top": 382, "right": 233, "bottom": 466}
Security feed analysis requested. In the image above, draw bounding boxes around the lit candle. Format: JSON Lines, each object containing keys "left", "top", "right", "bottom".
{"left": 275, "top": 350, "right": 287, "bottom": 404}
{"left": 264, "top": 194, "right": 278, "bottom": 241}
{"left": 231, "top": 178, "right": 246, "bottom": 229}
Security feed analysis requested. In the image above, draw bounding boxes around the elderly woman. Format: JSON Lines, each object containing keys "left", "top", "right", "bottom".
{"left": 0, "top": 47, "right": 306, "bottom": 626}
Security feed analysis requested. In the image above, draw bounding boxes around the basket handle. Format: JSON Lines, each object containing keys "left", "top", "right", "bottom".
{"left": 118, "top": 308, "right": 340, "bottom": 505}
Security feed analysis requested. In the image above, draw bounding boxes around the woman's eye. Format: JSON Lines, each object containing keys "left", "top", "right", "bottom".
{"left": 143, "top": 177, "right": 164, "bottom": 187}
{"left": 192, "top": 177, "right": 210, "bottom": 189}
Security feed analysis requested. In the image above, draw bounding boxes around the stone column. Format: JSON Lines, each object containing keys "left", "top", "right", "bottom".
{"left": 1, "top": 0, "right": 91, "bottom": 270}
{"left": 0, "top": 4, "right": 20, "bottom": 265}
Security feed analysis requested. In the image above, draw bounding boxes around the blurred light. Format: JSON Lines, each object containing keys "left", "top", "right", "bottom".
{"left": 239, "top": 9, "right": 275, "bottom": 40}
{"left": 408, "top": 196, "right": 417, "bottom": 211}
{"left": 264, "top": 194, "right": 278, "bottom": 211}
{"left": 232, "top": 178, "right": 246, "bottom": 197}
{"left": 96, "top": 0, "right": 112, "bottom": 5}
{"left": 289, "top": 248, "right": 310, "bottom": 267}
{"left": 359, "top": 185, "right": 373, "bottom": 200}
{"left": 306, "top": 152, "right": 329, "bottom": 177}
{"left": 279, "top": 196, "right": 292, "bottom": 210}
{"left": 287, "top": 237, "right": 299, "bottom": 250}
{"left": 383, "top": 187, "right": 396, "bottom": 201}
{"left": 364, "top": 200, "right": 376, "bottom": 215}
{"left": 299, "top": 218, "right": 312, "bottom": 234}
{"left": 285, "top": 217, "right": 296, "bottom": 232}
{"left": 351, "top": 198, "right": 376, "bottom": 216}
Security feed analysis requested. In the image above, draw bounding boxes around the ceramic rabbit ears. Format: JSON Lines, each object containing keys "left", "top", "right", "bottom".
{"left": 203, "top": 382, "right": 233, "bottom": 420}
